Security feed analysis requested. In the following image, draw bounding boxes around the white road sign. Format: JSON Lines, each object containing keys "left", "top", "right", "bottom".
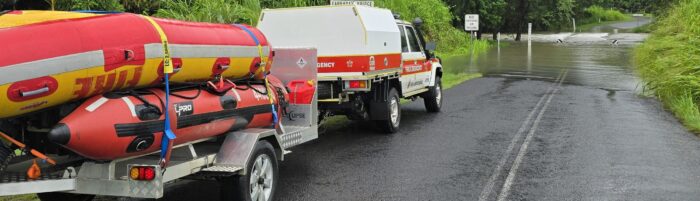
{"left": 465, "top": 14, "right": 479, "bottom": 31}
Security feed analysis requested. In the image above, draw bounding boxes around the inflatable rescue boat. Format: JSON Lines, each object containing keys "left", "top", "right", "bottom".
{"left": 48, "top": 76, "right": 288, "bottom": 160}
{"left": 0, "top": 11, "right": 272, "bottom": 119}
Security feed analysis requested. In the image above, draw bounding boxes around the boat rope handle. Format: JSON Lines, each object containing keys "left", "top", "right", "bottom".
{"left": 142, "top": 15, "right": 177, "bottom": 168}
{"left": 233, "top": 24, "right": 278, "bottom": 127}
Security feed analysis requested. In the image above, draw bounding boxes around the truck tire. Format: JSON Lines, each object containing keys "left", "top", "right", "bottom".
{"left": 376, "top": 88, "right": 401, "bottom": 134}
{"left": 36, "top": 193, "right": 95, "bottom": 201}
{"left": 423, "top": 76, "right": 443, "bottom": 113}
{"left": 220, "top": 140, "right": 278, "bottom": 201}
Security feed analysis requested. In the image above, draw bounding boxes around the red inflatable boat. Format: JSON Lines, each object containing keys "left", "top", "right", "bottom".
{"left": 48, "top": 77, "right": 288, "bottom": 160}
{"left": 0, "top": 11, "right": 272, "bottom": 119}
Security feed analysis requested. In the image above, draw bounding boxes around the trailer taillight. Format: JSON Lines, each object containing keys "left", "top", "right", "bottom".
{"left": 129, "top": 166, "right": 156, "bottom": 181}
{"left": 346, "top": 80, "right": 368, "bottom": 89}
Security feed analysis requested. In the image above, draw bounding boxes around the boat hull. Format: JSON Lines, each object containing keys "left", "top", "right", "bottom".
{"left": 48, "top": 76, "right": 288, "bottom": 160}
{"left": 0, "top": 11, "right": 272, "bottom": 118}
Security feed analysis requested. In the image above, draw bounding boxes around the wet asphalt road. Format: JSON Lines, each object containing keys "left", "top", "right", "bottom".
{"left": 148, "top": 35, "right": 700, "bottom": 201}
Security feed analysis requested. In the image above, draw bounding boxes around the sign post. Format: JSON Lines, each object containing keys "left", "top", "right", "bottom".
{"left": 632, "top": 14, "right": 644, "bottom": 27}
{"left": 528, "top": 23, "right": 532, "bottom": 42}
{"left": 465, "top": 14, "right": 479, "bottom": 69}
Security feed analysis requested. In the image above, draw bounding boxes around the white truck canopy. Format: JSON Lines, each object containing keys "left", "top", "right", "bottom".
{"left": 258, "top": 5, "right": 401, "bottom": 57}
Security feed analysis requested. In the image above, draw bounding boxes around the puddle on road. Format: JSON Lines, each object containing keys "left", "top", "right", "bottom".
{"left": 443, "top": 37, "right": 646, "bottom": 92}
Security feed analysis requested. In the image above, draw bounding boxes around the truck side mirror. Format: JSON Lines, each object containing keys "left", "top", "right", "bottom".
{"left": 425, "top": 42, "right": 437, "bottom": 51}
{"left": 412, "top": 17, "right": 423, "bottom": 27}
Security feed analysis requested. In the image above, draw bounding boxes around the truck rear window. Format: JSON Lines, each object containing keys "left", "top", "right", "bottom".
{"left": 406, "top": 27, "right": 422, "bottom": 53}
{"left": 399, "top": 25, "right": 409, "bottom": 52}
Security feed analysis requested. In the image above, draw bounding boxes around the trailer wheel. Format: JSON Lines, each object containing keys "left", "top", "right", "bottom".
{"left": 376, "top": 88, "right": 401, "bottom": 133}
{"left": 0, "top": 142, "right": 13, "bottom": 176}
{"left": 220, "top": 141, "right": 278, "bottom": 201}
{"left": 423, "top": 76, "right": 443, "bottom": 113}
{"left": 36, "top": 192, "right": 95, "bottom": 201}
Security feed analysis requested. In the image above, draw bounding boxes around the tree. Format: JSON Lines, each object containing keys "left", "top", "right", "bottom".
{"left": 443, "top": 0, "right": 507, "bottom": 39}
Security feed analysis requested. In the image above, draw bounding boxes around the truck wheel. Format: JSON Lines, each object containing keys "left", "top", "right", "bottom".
{"left": 376, "top": 88, "right": 401, "bottom": 134}
{"left": 36, "top": 193, "right": 95, "bottom": 201}
{"left": 423, "top": 76, "right": 443, "bottom": 113}
{"left": 220, "top": 141, "right": 278, "bottom": 201}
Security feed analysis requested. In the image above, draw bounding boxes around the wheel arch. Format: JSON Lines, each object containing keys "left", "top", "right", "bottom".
{"left": 429, "top": 62, "right": 443, "bottom": 87}
{"left": 260, "top": 135, "right": 284, "bottom": 162}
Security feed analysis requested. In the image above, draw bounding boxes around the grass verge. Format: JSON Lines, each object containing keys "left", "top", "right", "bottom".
{"left": 0, "top": 194, "right": 37, "bottom": 201}
{"left": 576, "top": 6, "right": 633, "bottom": 32}
{"left": 634, "top": 0, "right": 700, "bottom": 133}
{"left": 577, "top": 18, "right": 634, "bottom": 32}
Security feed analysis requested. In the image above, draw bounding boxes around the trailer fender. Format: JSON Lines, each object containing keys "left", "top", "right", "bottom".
{"left": 212, "top": 129, "right": 282, "bottom": 175}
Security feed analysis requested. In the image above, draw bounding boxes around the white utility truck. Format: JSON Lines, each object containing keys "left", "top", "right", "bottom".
{"left": 258, "top": 5, "right": 444, "bottom": 133}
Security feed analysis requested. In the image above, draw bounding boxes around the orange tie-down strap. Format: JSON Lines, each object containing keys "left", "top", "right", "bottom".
{"left": 0, "top": 131, "right": 56, "bottom": 165}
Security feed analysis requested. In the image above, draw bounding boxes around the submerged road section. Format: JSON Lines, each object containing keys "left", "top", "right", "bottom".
{"left": 148, "top": 34, "right": 700, "bottom": 201}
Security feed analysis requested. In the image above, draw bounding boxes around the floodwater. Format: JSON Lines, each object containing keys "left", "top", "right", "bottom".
{"left": 443, "top": 33, "right": 650, "bottom": 92}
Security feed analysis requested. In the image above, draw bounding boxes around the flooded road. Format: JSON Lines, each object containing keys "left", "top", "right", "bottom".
{"left": 445, "top": 40, "right": 643, "bottom": 91}
{"left": 150, "top": 33, "right": 700, "bottom": 201}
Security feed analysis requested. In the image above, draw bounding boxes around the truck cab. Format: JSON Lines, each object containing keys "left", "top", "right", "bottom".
{"left": 258, "top": 5, "right": 443, "bottom": 133}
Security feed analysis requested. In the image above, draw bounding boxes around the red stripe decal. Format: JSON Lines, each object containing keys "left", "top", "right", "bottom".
{"left": 317, "top": 54, "right": 402, "bottom": 73}
{"left": 401, "top": 59, "right": 432, "bottom": 75}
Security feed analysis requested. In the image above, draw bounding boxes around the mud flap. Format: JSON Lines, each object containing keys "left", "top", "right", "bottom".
{"left": 369, "top": 100, "right": 390, "bottom": 120}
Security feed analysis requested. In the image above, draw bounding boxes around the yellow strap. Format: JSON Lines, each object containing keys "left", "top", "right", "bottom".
{"left": 142, "top": 16, "right": 174, "bottom": 74}
{"left": 255, "top": 42, "right": 274, "bottom": 104}
{"left": 257, "top": 45, "right": 269, "bottom": 75}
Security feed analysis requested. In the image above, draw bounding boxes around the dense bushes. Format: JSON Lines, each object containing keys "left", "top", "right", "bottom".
{"left": 634, "top": 0, "right": 700, "bottom": 131}
{"left": 153, "top": 0, "right": 490, "bottom": 56}
{"left": 155, "top": 0, "right": 261, "bottom": 24}
{"left": 45, "top": 0, "right": 489, "bottom": 56}
{"left": 374, "top": 0, "right": 490, "bottom": 56}
{"left": 581, "top": 5, "right": 630, "bottom": 24}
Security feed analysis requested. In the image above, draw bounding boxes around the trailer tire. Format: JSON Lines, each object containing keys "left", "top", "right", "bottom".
{"left": 36, "top": 193, "right": 95, "bottom": 201}
{"left": 0, "top": 142, "right": 13, "bottom": 176}
{"left": 220, "top": 141, "right": 278, "bottom": 201}
{"left": 376, "top": 88, "right": 401, "bottom": 134}
{"left": 423, "top": 76, "right": 442, "bottom": 113}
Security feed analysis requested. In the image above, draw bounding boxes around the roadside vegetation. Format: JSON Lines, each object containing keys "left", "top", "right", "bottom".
{"left": 581, "top": 5, "right": 630, "bottom": 23}
{"left": 576, "top": 6, "right": 632, "bottom": 32}
{"left": 634, "top": 0, "right": 700, "bottom": 132}
{"left": 48, "top": 0, "right": 490, "bottom": 85}
{"left": 441, "top": 0, "right": 670, "bottom": 40}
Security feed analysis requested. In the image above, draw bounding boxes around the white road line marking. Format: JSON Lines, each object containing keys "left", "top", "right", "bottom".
{"left": 478, "top": 71, "right": 564, "bottom": 201}
{"left": 496, "top": 70, "right": 568, "bottom": 201}
{"left": 121, "top": 97, "right": 137, "bottom": 117}
{"left": 85, "top": 97, "right": 108, "bottom": 112}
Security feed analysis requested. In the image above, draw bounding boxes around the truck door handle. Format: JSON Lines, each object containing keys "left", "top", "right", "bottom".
{"left": 19, "top": 86, "right": 50, "bottom": 97}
